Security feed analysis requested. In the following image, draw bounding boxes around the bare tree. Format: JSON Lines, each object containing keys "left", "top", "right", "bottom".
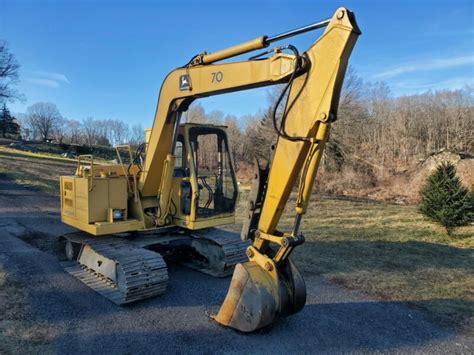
{"left": 51, "top": 116, "right": 68, "bottom": 143}
{"left": 223, "top": 115, "right": 241, "bottom": 162}
{"left": 110, "top": 119, "right": 129, "bottom": 146}
{"left": 129, "top": 123, "right": 145, "bottom": 146}
{"left": 81, "top": 117, "right": 111, "bottom": 146}
{"left": 207, "top": 110, "right": 224, "bottom": 124}
{"left": 0, "top": 41, "right": 21, "bottom": 104}
{"left": 64, "top": 119, "right": 82, "bottom": 144}
{"left": 26, "top": 102, "right": 62, "bottom": 141}
{"left": 14, "top": 112, "right": 31, "bottom": 140}
{"left": 185, "top": 103, "right": 206, "bottom": 123}
{"left": 82, "top": 117, "right": 96, "bottom": 146}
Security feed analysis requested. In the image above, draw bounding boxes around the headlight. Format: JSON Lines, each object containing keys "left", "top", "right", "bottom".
{"left": 112, "top": 209, "right": 123, "bottom": 220}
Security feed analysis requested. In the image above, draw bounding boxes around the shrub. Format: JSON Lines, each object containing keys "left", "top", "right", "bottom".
{"left": 76, "top": 145, "right": 92, "bottom": 155}
{"left": 419, "top": 161, "right": 474, "bottom": 235}
{"left": 59, "top": 142, "right": 70, "bottom": 151}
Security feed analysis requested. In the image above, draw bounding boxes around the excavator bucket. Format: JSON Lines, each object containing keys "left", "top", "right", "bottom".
{"left": 214, "top": 257, "right": 306, "bottom": 332}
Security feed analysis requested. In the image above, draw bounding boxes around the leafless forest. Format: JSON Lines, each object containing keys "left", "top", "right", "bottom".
{"left": 15, "top": 68, "right": 474, "bottom": 201}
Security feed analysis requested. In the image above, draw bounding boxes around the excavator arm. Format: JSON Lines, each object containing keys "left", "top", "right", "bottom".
{"left": 213, "top": 8, "right": 360, "bottom": 331}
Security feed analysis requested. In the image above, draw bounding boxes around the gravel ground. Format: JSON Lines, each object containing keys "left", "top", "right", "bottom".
{"left": 0, "top": 181, "right": 473, "bottom": 354}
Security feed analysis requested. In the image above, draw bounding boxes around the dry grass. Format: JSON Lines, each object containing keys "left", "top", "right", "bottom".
{"left": 0, "top": 271, "right": 51, "bottom": 354}
{"left": 0, "top": 145, "right": 77, "bottom": 162}
{"left": 0, "top": 147, "right": 78, "bottom": 195}
{"left": 0, "top": 166, "right": 58, "bottom": 194}
{"left": 234, "top": 191, "right": 474, "bottom": 333}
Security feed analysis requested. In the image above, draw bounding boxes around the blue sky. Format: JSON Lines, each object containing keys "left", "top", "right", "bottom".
{"left": 1, "top": 0, "right": 473, "bottom": 127}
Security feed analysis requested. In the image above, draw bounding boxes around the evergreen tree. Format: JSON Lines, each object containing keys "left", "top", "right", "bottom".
{"left": 419, "top": 161, "right": 474, "bottom": 235}
{"left": 0, "top": 103, "right": 11, "bottom": 137}
{"left": 0, "top": 103, "right": 20, "bottom": 138}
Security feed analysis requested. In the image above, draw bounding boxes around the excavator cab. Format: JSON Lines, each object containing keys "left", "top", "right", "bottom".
{"left": 170, "top": 123, "right": 238, "bottom": 226}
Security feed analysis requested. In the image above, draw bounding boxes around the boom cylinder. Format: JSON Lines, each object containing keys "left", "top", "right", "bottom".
{"left": 201, "top": 17, "right": 331, "bottom": 64}
{"left": 202, "top": 36, "right": 268, "bottom": 64}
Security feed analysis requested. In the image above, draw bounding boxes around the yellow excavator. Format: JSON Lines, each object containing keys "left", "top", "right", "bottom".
{"left": 59, "top": 7, "right": 360, "bottom": 332}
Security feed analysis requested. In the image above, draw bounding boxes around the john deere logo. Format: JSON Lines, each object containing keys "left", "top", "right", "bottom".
{"left": 179, "top": 75, "right": 191, "bottom": 91}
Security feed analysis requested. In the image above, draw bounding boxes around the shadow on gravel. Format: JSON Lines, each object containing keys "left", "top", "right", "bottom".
{"left": 14, "top": 231, "right": 468, "bottom": 352}
{"left": 25, "top": 263, "right": 459, "bottom": 352}
{"left": 19, "top": 232, "right": 64, "bottom": 257}
{"left": 49, "top": 299, "right": 458, "bottom": 353}
{"left": 29, "top": 265, "right": 227, "bottom": 323}
{"left": 293, "top": 301, "right": 454, "bottom": 350}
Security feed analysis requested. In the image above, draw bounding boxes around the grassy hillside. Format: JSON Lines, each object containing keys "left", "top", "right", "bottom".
{"left": 3, "top": 140, "right": 119, "bottom": 160}
{"left": 0, "top": 146, "right": 77, "bottom": 194}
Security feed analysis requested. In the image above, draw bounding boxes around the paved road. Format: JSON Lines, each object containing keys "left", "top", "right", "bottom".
{"left": 0, "top": 183, "right": 472, "bottom": 354}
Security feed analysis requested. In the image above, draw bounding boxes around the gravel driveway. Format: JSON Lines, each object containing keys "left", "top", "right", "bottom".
{"left": 0, "top": 181, "right": 472, "bottom": 354}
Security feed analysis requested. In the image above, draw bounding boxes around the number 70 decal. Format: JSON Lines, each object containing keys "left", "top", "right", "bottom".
{"left": 211, "top": 71, "right": 223, "bottom": 83}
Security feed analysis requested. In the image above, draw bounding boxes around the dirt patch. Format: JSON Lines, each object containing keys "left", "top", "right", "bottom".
{"left": 455, "top": 159, "right": 474, "bottom": 190}
{"left": 318, "top": 151, "right": 474, "bottom": 204}
{"left": 408, "top": 151, "right": 474, "bottom": 201}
